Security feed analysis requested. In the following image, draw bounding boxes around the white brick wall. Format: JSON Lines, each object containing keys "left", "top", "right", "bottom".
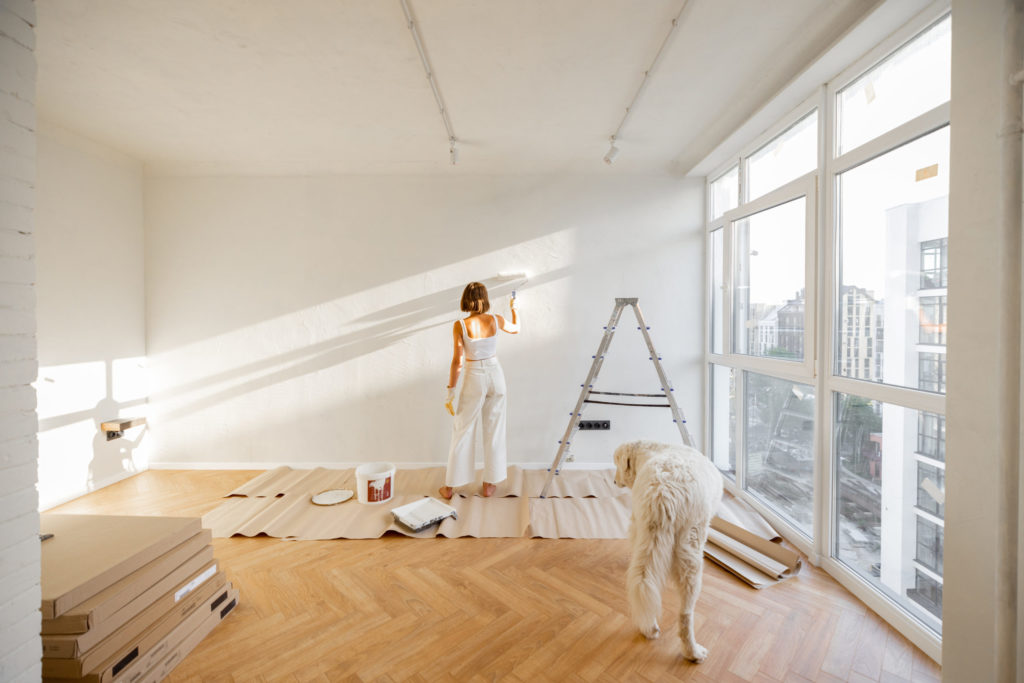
{"left": 0, "top": 0, "right": 38, "bottom": 681}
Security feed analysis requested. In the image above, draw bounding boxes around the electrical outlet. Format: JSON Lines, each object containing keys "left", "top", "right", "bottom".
{"left": 578, "top": 420, "right": 611, "bottom": 431}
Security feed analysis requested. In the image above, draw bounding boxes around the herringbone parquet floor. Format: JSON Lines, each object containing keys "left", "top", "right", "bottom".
{"left": 50, "top": 470, "right": 942, "bottom": 682}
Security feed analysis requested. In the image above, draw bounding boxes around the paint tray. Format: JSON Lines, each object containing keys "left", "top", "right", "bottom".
{"left": 391, "top": 497, "right": 457, "bottom": 532}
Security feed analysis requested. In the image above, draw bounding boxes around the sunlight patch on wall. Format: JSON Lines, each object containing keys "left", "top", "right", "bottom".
{"left": 35, "top": 357, "right": 150, "bottom": 509}
{"left": 148, "top": 229, "right": 575, "bottom": 430}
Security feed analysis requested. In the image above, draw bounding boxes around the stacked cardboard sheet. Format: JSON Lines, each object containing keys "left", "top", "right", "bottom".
{"left": 40, "top": 514, "right": 239, "bottom": 683}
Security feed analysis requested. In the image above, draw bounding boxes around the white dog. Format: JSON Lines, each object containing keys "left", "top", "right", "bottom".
{"left": 613, "top": 440, "right": 723, "bottom": 663}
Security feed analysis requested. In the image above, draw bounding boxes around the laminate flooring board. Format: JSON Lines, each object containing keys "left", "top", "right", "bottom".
{"left": 49, "top": 470, "right": 942, "bottom": 682}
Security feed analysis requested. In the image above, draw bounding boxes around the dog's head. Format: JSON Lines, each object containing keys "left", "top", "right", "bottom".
{"left": 613, "top": 442, "right": 640, "bottom": 488}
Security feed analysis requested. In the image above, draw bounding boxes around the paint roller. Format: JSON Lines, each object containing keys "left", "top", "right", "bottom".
{"left": 497, "top": 271, "right": 530, "bottom": 300}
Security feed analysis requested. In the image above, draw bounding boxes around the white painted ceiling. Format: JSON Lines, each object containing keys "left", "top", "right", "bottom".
{"left": 35, "top": 0, "right": 875, "bottom": 175}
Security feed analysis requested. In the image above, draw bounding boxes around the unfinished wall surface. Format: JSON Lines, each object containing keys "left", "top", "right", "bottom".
{"left": 33, "top": 123, "right": 148, "bottom": 510}
{"left": 0, "top": 0, "right": 40, "bottom": 680}
{"left": 145, "top": 174, "right": 704, "bottom": 470}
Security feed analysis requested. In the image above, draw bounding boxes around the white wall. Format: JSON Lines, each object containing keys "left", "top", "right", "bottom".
{"left": 145, "top": 174, "right": 705, "bottom": 470}
{"left": 33, "top": 122, "right": 148, "bottom": 509}
{"left": 0, "top": 0, "right": 40, "bottom": 680}
{"left": 944, "top": 0, "right": 1024, "bottom": 679}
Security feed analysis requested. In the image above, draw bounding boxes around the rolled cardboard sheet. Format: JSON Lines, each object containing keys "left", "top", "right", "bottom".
{"left": 707, "top": 528, "right": 790, "bottom": 578}
{"left": 710, "top": 517, "right": 801, "bottom": 575}
{"left": 703, "top": 544, "right": 778, "bottom": 590}
{"left": 703, "top": 510, "right": 803, "bottom": 589}
{"left": 715, "top": 494, "right": 781, "bottom": 542}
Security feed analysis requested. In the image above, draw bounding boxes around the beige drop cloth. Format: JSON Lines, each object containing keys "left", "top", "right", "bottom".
{"left": 204, "top": 466, "right": 800, "bottom": 587}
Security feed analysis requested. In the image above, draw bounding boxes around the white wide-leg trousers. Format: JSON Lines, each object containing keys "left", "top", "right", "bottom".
{"left": 446, "top": 357, "right": 507, "bottom": 487}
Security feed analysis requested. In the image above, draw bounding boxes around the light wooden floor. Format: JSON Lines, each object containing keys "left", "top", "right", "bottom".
{"left": 50, "top": 470, "right": 942, "bottom": 682}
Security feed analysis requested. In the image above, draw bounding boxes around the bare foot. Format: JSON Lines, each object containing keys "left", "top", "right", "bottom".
{"left": 482, "top": 482, "right": 497, "bottom": 497}
{"left": 438, "top": 486, "right": 453, "bottom": 500}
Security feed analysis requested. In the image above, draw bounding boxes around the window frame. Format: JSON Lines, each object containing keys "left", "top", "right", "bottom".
{"left": 703, "top": 1, "right": 951, "bottom": 663}
{"left": 705, "top": 90, "right": 822, "bottom": 554}
{"left": 822, "top": 4, "right": 950, "bottom": 655}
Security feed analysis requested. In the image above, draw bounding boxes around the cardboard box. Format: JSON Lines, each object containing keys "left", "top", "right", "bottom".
{"left": 41, "top": 514, "right": 202, "bottom": 619}
{"left": 137, "top": 589, "right": 238, "bottom": 683}
{"left": 42, "top": 546, "right": 215, "bottom": 635}
{"left": 42, "top": 580, "right": 234, "bottom": 682}
{"left": 42, "top": 570, "right": 225, "bottom": 659}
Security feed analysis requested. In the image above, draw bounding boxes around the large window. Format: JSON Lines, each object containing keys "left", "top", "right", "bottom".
{"left": 733, "top": 199, "right": 807, "bottom": 360}
{"left": 833, "top": 396, "right": 945, "bottom": 633}
{"left": 836, "top": 126, "right": 949, "bottom": 388}
{"left": 836, "top": 17, "right": 950, "bottom": 154}
{"left": 747, "top": 111, "right": 818, "bottom": 200}
{"left": 745, "top": 373, "right": 815, "bottom": 535}
{"left": 705, "top": 8, "right": 950, "bottom": 652}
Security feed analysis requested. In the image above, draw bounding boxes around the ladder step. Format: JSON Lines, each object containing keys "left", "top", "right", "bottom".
{"left": 584, "top": 399, "right": 671, "bottom": 408}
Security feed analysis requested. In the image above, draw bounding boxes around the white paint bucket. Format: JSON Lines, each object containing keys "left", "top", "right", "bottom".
{"left": 355, "top": 462, "right": 395, "bottom": 504}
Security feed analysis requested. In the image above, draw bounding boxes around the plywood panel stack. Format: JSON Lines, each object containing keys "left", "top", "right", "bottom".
{"left": 39, "top": 514, "right": 237, "bottom": 683}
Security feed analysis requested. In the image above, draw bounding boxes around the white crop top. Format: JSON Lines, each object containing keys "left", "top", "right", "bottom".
{"left": 460, "top": 315, "right": 498, "bottom": 361}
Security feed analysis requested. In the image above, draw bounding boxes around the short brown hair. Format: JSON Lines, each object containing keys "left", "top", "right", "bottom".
{"left": 460, "top": 282, "right": 490, "bottom": 314}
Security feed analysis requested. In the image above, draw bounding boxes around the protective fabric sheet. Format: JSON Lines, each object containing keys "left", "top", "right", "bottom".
{"left": 205, "top": 467, "right": 801, "bottom": 586}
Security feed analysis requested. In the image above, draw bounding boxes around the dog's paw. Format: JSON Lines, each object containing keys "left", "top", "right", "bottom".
{"left": 682, "top": 643, "right": 707, "bottom": 663}
{"left": 639, "top": 623, "right": 661, "bottom": 640}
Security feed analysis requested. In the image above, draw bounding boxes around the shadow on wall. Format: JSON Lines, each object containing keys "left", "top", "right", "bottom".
{"left": 144, "top": 175, "right": 606, "bottom": 352}
{"left": 145, "top": 175, "right": 705, "bottom": 466}
{"left": 147, "top": 231, "right": 701, "bottom": 468}
{"left": 152, "top": 273, "right": 537, "bottom": 422}
{"left": 37, "top": 358, "right": 149, "bottom": 508}
{"left": 150, "top": 231, "right": 679, "bottom": 428}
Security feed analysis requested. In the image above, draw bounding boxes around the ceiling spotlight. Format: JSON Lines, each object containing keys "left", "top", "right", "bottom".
{"left": 603, "top": 140, "right": 620, "bottom": 165}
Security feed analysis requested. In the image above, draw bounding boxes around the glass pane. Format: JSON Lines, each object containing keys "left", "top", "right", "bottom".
{"left": 916, "top": 412, "right": 945, "bottom": 463}
{"left": 837, "top": 16, "right": 951, "bottom": 154}
{"left": 920, "top": 238, "right": 947, "bottom": 289}
{"left": 710, "top": 228, "right": 724, "bottom": 354}
{"left": 710, "top": 364, "right": 735, "bottom": 479}
{"left": 747, "top": 111, "right": 818, "bottom": 200}
{"left": 834, "top": 393, "right": 944, "bottom": 633}
{"left": 710, "top": 166, "right": 739, "bottom": 220}
{"left": 918, "top": 295, "right": 946, "bottom": 345}
{"left": 837, "top": 126, "right": 949, "bottom": 391}
{"left": 733, "top": 198, "right": 806, "bottom": 360}
{"left": 744, "top": 372, "right": 815, "bottom": 535}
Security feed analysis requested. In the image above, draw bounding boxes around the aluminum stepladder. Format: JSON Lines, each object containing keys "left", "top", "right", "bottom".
{"left": 539, "top": 298, "right": 695, "bottom": 498}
